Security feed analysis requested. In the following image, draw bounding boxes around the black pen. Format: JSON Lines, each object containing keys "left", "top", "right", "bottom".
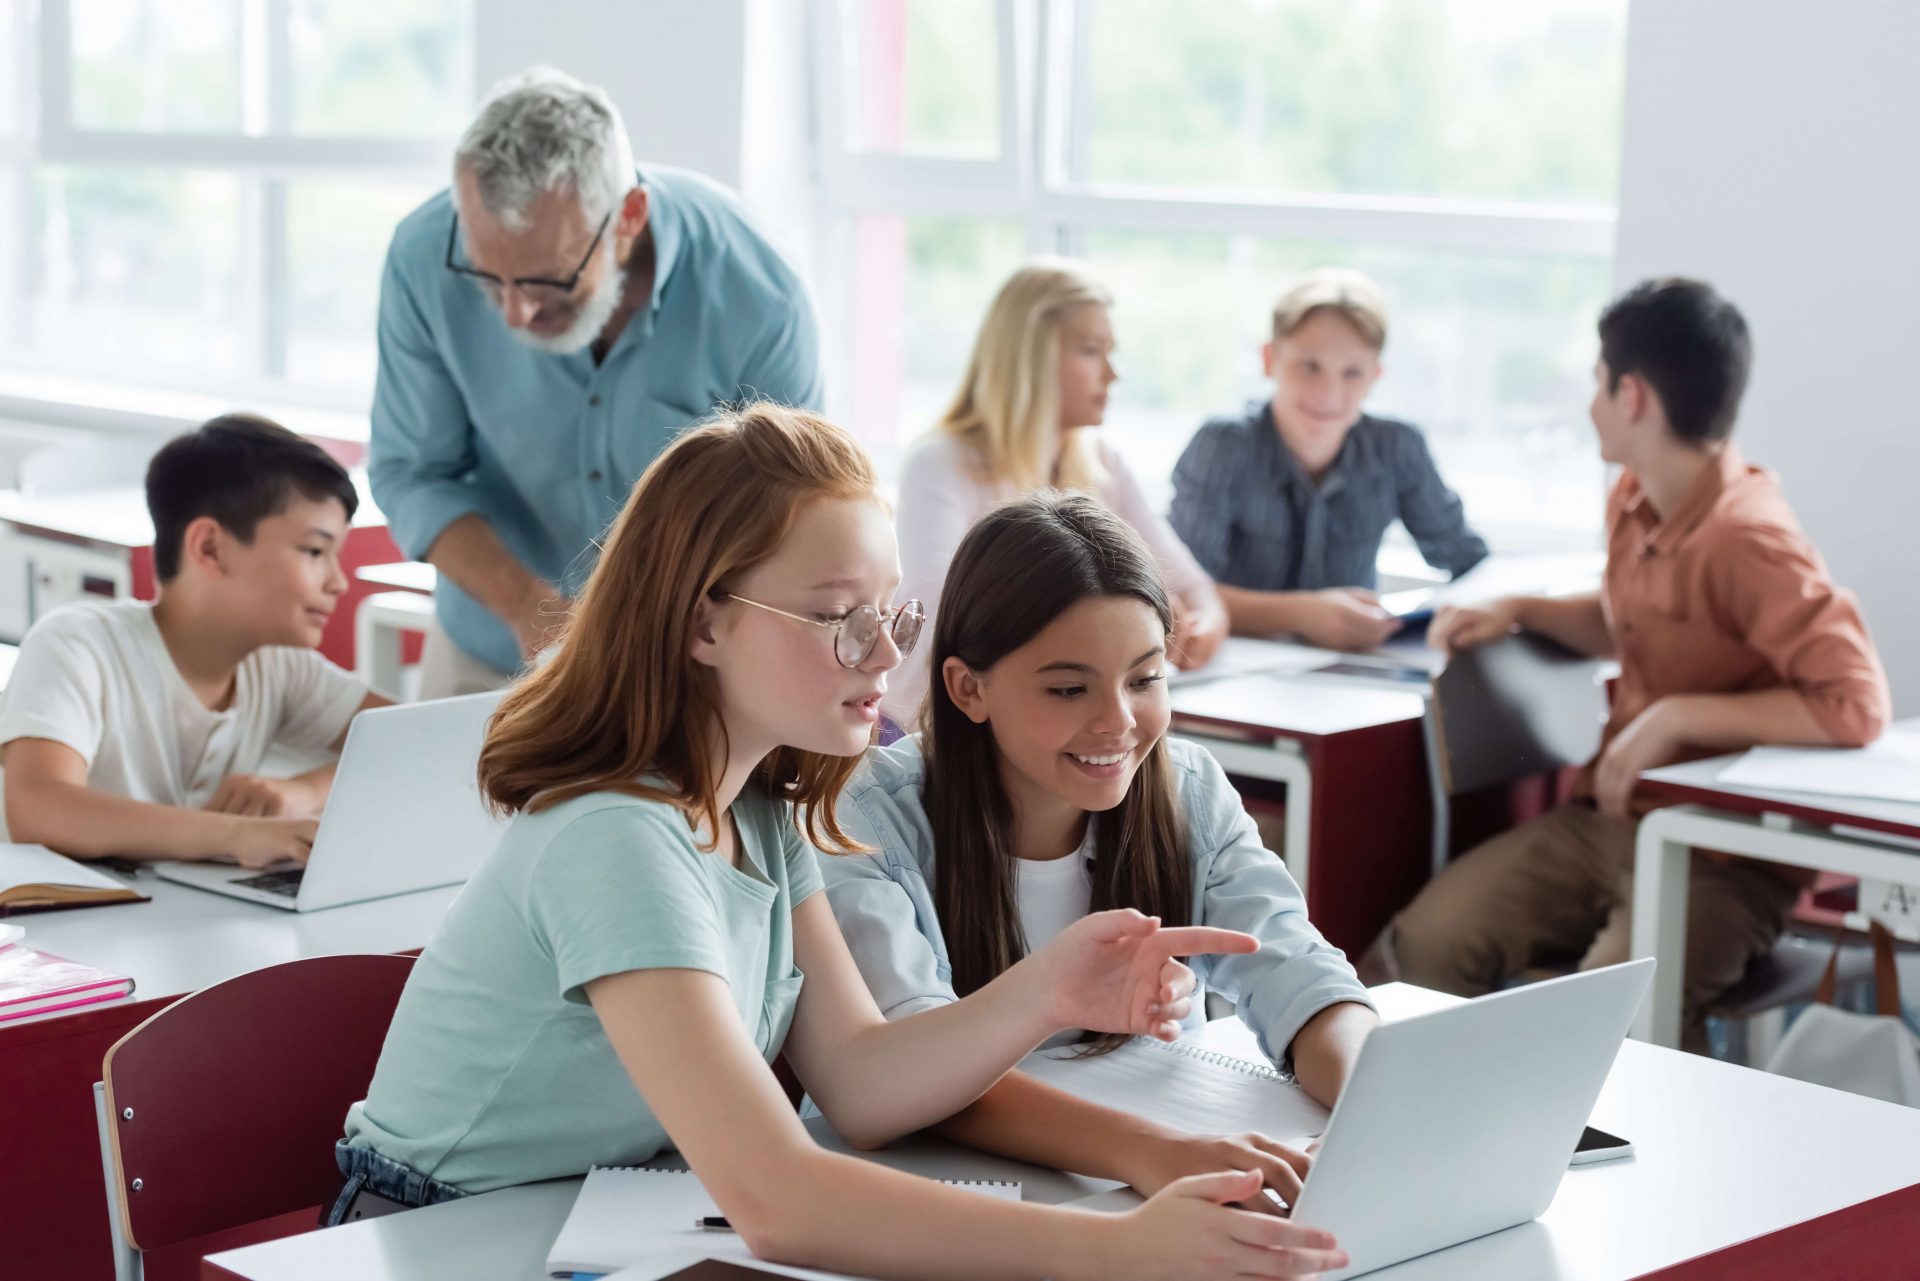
{"left": 696, "top": 1216, "right": 734, "bottom": 1231}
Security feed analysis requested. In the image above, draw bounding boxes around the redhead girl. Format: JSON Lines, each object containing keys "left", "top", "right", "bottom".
{"left": 335, "top": 405, "right": 1347, "bottom": 1280}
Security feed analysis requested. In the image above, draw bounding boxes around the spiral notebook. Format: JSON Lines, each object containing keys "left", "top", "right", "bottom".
{"left": 548, "top": 1166, "right": 1020, "bottom": 1278}
{"left": 1017, "top": 1035, "right": 1329, "bottom": 1143}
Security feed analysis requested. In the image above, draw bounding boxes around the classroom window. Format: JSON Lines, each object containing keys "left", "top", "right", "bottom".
{"left": 0, "top": 0, "right": 471, "bottom": 416}
{"left": 1075, "top": 0, "right": 1625, "bottom": 205}
{"left": 811, "top": 0, "right": 1626, "bottom": 550}
{"left": 838, "top": 0, "right": 1002, "bottom": 159}
{"left": 828, "top": 215, "right": 1027, "bottom": 480}
{"left": 25, "top": 167, "right": 252, "bottom": 382}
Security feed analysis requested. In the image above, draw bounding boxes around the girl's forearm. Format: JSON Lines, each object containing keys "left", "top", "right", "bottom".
{"left": 754, "top": 1142, "right": 1111, "bottom": 1281}
{"left": 933, "top": 1069, "right": 1173, "bottom": 1185}
{"left": 825, "top": 961, "right": 1062, "bottom": 1146}
{"left": 1288, "top": 1001, "right": 1378, "bottom": 1109}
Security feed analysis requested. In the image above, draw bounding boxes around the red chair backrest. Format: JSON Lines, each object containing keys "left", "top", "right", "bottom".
{"left": 102, "top": 953, "right": 416, "bottom": 1251}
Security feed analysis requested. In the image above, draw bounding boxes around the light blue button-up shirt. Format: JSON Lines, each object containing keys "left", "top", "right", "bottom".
{"left": 821, "top": 735, "right": 1373, "bottom": 1067}
{"left": 369, "top": 165, "right": 822, "bottom": 674}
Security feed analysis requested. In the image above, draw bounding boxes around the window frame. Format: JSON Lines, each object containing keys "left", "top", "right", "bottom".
{"left": 808, "top": 0, "right": 1621, "bottom": 548}
{"left": 1, "top": 0, "right": 465, "bottom": 417}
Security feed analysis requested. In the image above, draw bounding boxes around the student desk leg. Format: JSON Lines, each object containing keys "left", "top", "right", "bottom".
{"left": 1631, "top": 803, "right": 1920, "bottom": 1048}
{"left": 1183, "top": 720, "right": 1431, "bottom": 957}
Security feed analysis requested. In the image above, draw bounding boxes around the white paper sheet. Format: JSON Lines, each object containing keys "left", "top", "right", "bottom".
{"left": 1715, "top": 730, "right": 1920, "bottom": 804}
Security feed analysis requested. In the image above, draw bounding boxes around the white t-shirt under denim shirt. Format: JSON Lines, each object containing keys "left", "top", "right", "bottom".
{"left": 821, "top": 734, "right": 1373, "bottom": 1066}
{"left": 0, "top": 600, "right": 367, "bottom": 809}
{"left": 344, "top": 783, "right": 825, "bottom": 1194}
{"left": 1015, "top": 826, "right": 1095, "bottom": 1051}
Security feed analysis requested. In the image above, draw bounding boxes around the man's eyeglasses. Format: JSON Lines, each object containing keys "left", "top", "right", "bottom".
{"left": 444, "top": 210, "right": 612, "bottom": 304}
{"left": 722, "top": 595, "right": 925, "bottom": 668}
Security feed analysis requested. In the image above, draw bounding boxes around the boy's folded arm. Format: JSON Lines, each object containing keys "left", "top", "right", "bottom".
{"left": 3, "top": 737, "right": 248, "bottom": 862}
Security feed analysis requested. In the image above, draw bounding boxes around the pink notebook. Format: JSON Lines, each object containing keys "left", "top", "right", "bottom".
{"left": 0, "top": 943, "right": 135, "bottom": 1022}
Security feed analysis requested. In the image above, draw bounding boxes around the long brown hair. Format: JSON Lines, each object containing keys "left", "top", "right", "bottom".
{"left": 925, "top": 492, "right": 1191, "bottom": 1017}
{"left": 478, "top": 402, "right": 877, "bottom": 850}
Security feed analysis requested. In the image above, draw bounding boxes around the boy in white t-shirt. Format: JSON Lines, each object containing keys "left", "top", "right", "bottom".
{"left": 0, "top": 415, "right": 390, "bottom": 867}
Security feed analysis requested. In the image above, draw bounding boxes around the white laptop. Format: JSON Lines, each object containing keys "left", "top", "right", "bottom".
{"left": 1289, "top": 959, "right": 1655, "bottom": 1278}
{"left": 156, "top": 690, "right": 510, "bottom": 911}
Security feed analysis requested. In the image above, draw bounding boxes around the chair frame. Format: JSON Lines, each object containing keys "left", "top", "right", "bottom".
{"left": 96, "top": 953, "right": 416, "bottom": 1275}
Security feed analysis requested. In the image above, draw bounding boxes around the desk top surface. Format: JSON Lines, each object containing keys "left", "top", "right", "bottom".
{"left": 0, "top": 472, "right": 385, "bottom": 549}
{"left": 1170, "top": 644, "right": 1430, "bottom": 739}
{"left": 205, "top": 984, "right": 1920, "bottom": 1281}
{"left": 5, "top": 873, "right": 457, "bottom": 1027}
{"left": 1640, "top": 716, "right": 1920, "bottom": 839}
{"left": 354, "top": 560, "right": 437, "bottom": 593}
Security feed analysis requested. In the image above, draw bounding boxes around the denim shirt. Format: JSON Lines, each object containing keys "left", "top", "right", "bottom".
{"left": 369, "top": 164, "right": 823, "bottom": 674}
{"left": 820, "top": 735, "right": 1372, "bottom": 1066}
{"left": 1170, "top": 402, "right": 1487, "bottom": 593}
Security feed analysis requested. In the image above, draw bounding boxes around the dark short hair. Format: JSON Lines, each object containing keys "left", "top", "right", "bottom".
{"left": 146, "top": 414, "right": 358, "bottom": 581}
{"left": 1597, "top": 278, "right": 1752, "bottom": 445}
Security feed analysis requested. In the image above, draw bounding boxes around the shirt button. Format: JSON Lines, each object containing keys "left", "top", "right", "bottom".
{"left": 588, "top": 469, "right": 603, "bottom": 482}
{"left": 588, "top": 395, "right": 603, "bottom": 407}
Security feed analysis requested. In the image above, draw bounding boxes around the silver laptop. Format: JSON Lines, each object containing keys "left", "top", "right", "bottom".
{"left": 1291, "top": 959, "right": 1654, "bottom": 1278}
{"left": 156, "top": 690, "right": 510, "bottom": 911}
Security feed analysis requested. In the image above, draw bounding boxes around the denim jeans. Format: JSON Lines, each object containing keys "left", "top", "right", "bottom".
{"left": 323, "top": 1139, "right": 467, "bottom": 1226}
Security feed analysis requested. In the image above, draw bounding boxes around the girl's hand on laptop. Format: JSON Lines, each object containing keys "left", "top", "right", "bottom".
{"left": 1029, "top": 909, "right": 1258, "bottom": 1042}
{"left": 1103, "top": 1169, "right": 1347, "bottom": 1279}
{"left": 224, "top": 816, "right": 319, "bottom": 869}
{"left": 1121, "top": 1129, "right": 1313, "bottom": 1213}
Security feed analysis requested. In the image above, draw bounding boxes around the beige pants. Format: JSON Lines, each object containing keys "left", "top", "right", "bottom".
{"left": 418, "top": 623, "right": 516, "bottom": 700}
{"left": 1376, "top": 802, "right": 1800, "bottom": 1054}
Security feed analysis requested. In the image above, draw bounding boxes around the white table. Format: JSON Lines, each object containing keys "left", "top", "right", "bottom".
{"left": 205, "top": 983, "right": 1920, "bottom": 1281}
{"left": 17, "top": 874, "right": 461, "bottom": 1025}
{"left": 350, "top": 563, "right": 438, "bottom": 697}
{"left": 1629, "top": 718, "right": 1920, "bottom": 1048}
{"left": 354, "top": 561, "right": 437, "bottom": 594}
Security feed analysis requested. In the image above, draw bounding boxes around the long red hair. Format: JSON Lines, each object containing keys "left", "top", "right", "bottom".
{"left": 477, "top": 402, "right": 878, "bottom": 850}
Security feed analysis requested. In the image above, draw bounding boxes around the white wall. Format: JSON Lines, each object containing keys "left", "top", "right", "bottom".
{"left": 472, "top": 0, "right": 752, "bottom": 189}
{"left": 1616, "top": 0, "right": 1920, "bottom": 715}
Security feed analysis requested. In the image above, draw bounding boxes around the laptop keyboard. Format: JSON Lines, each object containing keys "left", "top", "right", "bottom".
{"left": 231, "top": 869, "right": 305, "bottom": 897}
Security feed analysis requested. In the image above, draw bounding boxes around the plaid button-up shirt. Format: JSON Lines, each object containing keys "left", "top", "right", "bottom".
{"left": 1170, "top": 402, "right": 1488, "bottom": 591}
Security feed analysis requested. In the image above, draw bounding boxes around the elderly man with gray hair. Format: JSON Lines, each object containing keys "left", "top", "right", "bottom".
{"left": 370, "top": 66, "right": 821, "bottom": 695}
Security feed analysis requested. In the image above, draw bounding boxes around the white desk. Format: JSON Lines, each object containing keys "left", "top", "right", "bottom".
{"left": 17, "top": 875, "right": 461, "bottom": 1025}
{"left": 354, "top": 561, "right": 437, "bottom": 594}
{"left": 205, "top": 983, "right": 1920, "bottom": 1281}
{"left": 1629, "top": 719, "right": 1920, "bottom": 1048}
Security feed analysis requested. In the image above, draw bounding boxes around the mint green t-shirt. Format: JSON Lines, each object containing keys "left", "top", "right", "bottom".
{"left": 343, "top": 784, "right": 823, "bottom": 1193}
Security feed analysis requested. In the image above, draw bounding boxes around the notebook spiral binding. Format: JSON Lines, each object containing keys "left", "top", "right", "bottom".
{"left": 592, "top": 1166, "right": 1019, "bottom": 1191}
{"left": 1146, "top": 1036, "right": 1287, "bottom": 1082}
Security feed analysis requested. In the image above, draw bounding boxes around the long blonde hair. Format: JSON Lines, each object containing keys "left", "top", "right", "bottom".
{"left": 477, "top": 402, "right": 877, "bottom": 851}
{"left": 936, "top": 259, "right": 1113, "bottom": 493}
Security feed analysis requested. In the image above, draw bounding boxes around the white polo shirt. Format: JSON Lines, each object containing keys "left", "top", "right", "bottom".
{"left": 0, "top": 600, "right": 367, "bottom": 808}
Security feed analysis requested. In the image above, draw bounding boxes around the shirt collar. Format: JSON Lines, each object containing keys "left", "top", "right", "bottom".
{"left": 1257, "top": 400, "right": 1357, "bottom": 497}
{"left": 1628, "top": 444, "right": 1748, "bottom": 552}
{"left": 635, "top": 165, "right": 681, "bottom": 316}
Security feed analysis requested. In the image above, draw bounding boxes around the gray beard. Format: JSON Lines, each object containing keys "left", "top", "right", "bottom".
{"left": 510, "top": 249, "right": 626, "bottom": 356}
